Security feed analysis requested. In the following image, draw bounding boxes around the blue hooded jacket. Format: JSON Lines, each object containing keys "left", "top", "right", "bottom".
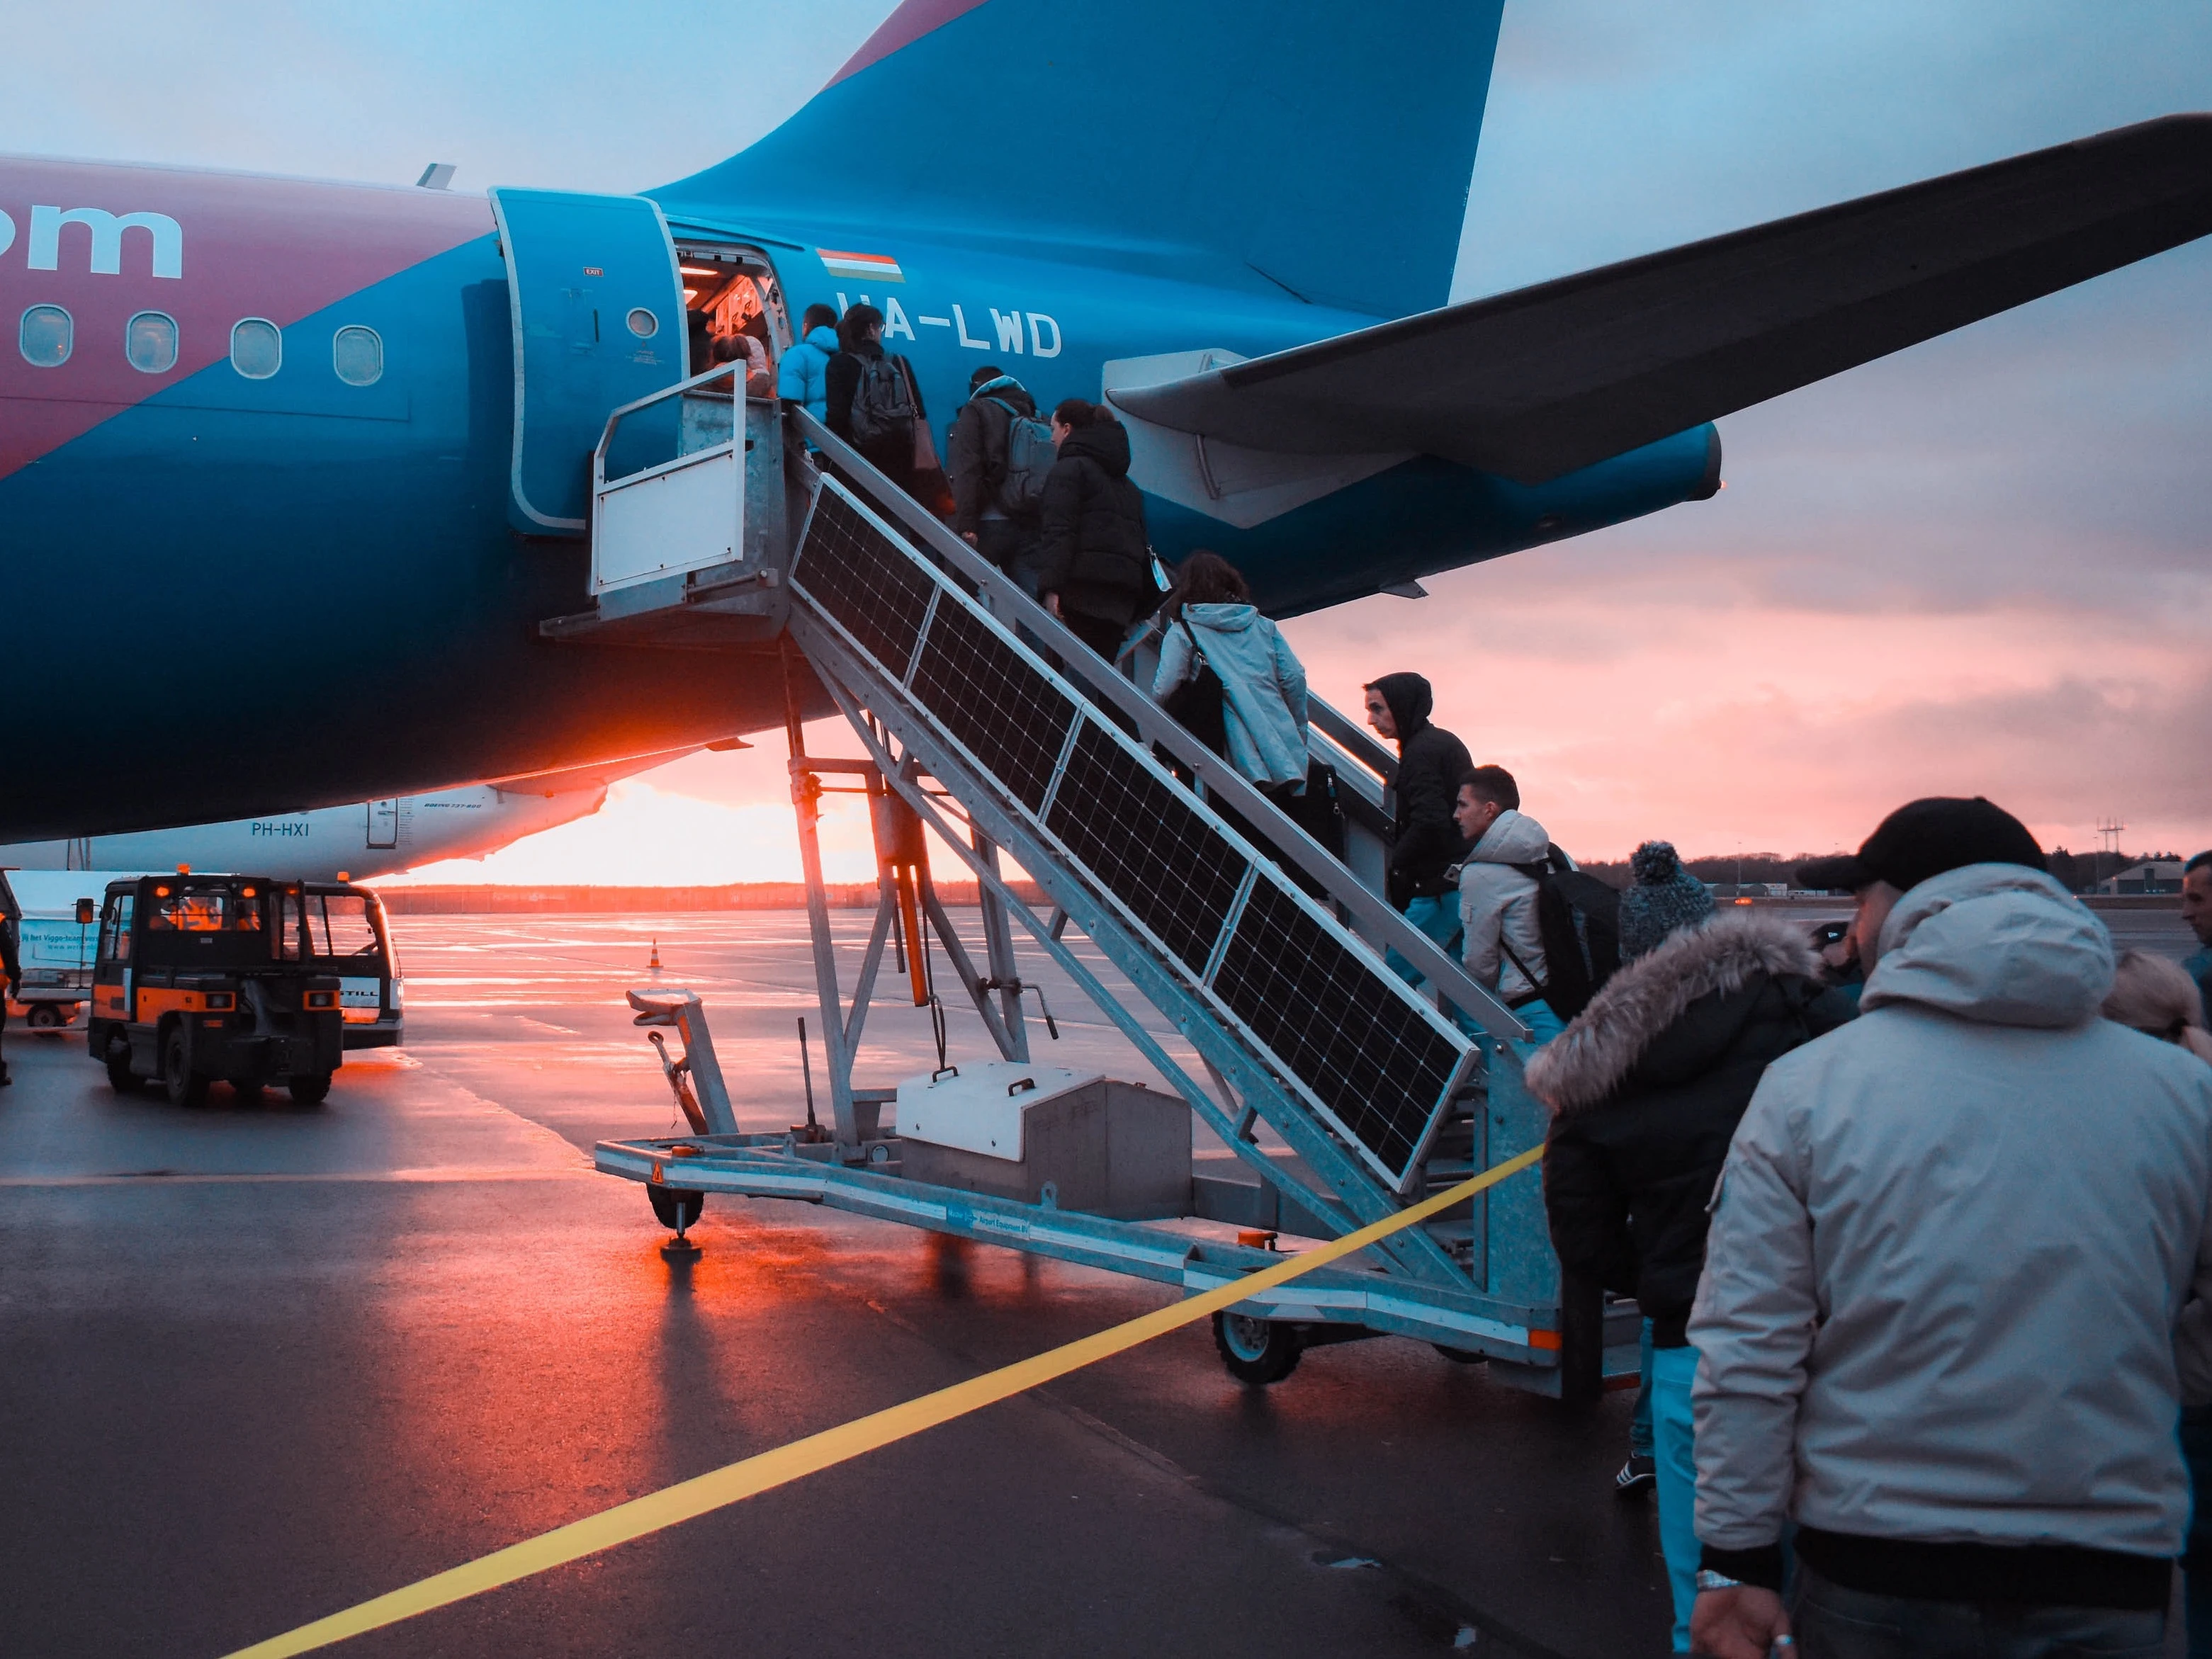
{"left": 777, "top": 324, "right": 839, "bottom": 421}
{"left": 1153, "top": 602, "right": 1309, "bottom": 788}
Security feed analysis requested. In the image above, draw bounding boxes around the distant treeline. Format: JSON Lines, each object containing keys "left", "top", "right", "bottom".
{"left": 1574, "top": 848, "right": 2184, "bottom": 894}
{"left": 376, "top": 880, "right": 1049, "bottom": 915}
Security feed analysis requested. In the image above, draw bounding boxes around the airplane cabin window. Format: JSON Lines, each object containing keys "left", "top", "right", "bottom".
{"left": 125, "top": 311, "right": 178, "bottom": 374}
{"left": 231, "top": 318, "right": 282, "bottom": 380}
{"left": 19, "top": 305, "right": 72, "bottom": 368}
{"left": 332, "top": 325, "right": 383, "bottom": 386}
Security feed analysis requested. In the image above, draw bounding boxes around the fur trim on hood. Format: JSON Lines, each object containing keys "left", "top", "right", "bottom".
{"left": 1525, "top": 907, "right": 1822, "bottom": 1116}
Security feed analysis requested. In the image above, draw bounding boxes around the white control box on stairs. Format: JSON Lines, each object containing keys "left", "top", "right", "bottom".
{"left": 896, "top": 1061, "right": 1192, "bottom": 1220}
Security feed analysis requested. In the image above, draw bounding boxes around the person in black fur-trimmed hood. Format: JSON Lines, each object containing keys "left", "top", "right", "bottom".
{"left": 1526, "top": 842, "right": 1856, "bottom": 1655}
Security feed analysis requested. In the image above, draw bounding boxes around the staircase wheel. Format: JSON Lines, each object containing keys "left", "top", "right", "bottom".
{"left": 649, "top": 1185, "right": 705, "bottom": 1232}
{"left": 1212, "top": 1310, "right": 1303, "bottom": 1386}
{"left": 1433, "top": 1344, "right": 1486, "bottom": 1364}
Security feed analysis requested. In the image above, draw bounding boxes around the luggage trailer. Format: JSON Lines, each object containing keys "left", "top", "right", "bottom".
{"left": 565, "top": 387, "right": 1637, "bottom": 1396}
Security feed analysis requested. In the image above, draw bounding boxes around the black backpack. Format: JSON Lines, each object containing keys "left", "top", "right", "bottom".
{"left": 848, "top": 354, "right": 917, "bottom": 449}
{"left": 1506, "top": 845, "right": 1622, "bottom": 1021}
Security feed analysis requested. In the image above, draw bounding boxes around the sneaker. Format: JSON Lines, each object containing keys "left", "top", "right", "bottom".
{"left": 1614, "top": 1454, "right": 1655, "bottom": 1497}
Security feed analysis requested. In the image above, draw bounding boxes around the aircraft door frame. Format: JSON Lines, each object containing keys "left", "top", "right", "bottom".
{"left": 488, "top": 188, "right": 687, "bottom": 536}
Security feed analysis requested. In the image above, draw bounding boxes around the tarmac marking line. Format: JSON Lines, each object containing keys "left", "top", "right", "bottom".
{"left": 0, "top": 1168, "right": 592, "bottom": 1187}
{"left": 220, "top": 1145, "right": 1545, "bottom": 1658}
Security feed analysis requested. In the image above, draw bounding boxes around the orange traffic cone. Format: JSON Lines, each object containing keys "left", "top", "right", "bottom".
{"left": 648, "top": 938, "right": 662, "bottom": 973}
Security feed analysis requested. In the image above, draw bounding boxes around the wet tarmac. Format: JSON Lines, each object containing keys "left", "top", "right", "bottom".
{"left": 0, "top": 904, "right": 2197, "bottom": 1657}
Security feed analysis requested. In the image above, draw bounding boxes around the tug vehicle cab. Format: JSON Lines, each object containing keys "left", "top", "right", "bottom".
{"left": 86, "top": 873, "right": 345, "bottom": 1106}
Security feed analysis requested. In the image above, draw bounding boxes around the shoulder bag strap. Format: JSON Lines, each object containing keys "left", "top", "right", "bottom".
{"left": 1497, "top": 934, "right": 1549, "bottom": 997}
{"left": 1170, "top": 613, "right": 1217, "bottom": 684}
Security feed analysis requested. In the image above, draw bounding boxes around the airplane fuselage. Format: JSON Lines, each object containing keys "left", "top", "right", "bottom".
{"left": 0, "top": 781, "right": 611, "bottom": 882}
{"left": 0, "top": 156, "right": 1717, "bottom": 842}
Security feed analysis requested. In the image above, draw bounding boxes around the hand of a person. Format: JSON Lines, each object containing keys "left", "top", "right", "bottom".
{"left": 961, "top": 531, "right": 978, "bottom": 546}
{"left": 1690, "top": 1587, "right": 1788, "bottom": 1659}
{"left": 1045, "top": 594, "right": 1062, "bottom": 618}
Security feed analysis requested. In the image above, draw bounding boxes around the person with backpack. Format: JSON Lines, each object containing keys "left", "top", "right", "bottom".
{"left": 1152, "top": 552, "right": 1309, "bottom": 795}
{"left": 1036, "top": 400, "right": 1154, "bottom": 663}
{"left": 1363, "top": 672, "right": 1474, "bottom": 980}
{"left": 825, "top": 302, "right": 925, "bottom": 497}
{"left": 777, "top": 303, "right": 840, "bottom": 422}
{"left": 1527, "top": 859, "right": 1856, "bottom": 1654}
{"left": 949, "top": 366, "right": 1053, "bottom": 590}
{"left": 1450, "top": 764, "right": 1568, "bottom": 1046}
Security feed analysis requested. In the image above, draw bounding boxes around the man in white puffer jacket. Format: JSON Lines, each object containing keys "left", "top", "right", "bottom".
{"left": 1452, "top": 765, "right": 1564, "bottom": 1044}
{"left": 1689, "top": 797, "right": 2212, "bottom": 1659}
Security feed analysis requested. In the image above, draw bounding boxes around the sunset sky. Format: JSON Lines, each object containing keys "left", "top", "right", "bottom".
{"left": 10, "top": 2, "right": 2208, "bottom": 884}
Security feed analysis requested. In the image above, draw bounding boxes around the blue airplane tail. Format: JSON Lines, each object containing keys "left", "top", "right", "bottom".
{"left": 659, "top": 0, "right": 1504, "bottom": 321}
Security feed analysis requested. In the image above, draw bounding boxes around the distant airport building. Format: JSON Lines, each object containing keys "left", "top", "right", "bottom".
{"left": 2098, "top": 860, "right": 2186, "bottom": 895}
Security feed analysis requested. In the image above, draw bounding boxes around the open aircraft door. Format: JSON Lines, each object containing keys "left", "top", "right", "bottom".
{"left": 488, "top": 188, "right": 686, "bottom": 536}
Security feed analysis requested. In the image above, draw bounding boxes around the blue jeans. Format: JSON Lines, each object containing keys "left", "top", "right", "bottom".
{"left": 1384, "top": 894, "right": 1461, "bottom": 987}
{"left": 1511, "top": 998, "right": 1566, "bottom": 1051}
{"left": 1791, "top": 1563, "right": 2163, "bottom": 1659}
{"left": 2183, "top": 1405, "right": 2212, "bottom": 1658}
{"left": 1651, "top": 1343, "right": 1700, "bottom": 1653}
{"left": 1629, "top": 1318, "right": 1656, "bottom": 1458}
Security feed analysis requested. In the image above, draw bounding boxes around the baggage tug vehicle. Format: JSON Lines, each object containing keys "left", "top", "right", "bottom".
{"left": 87, "top": 873, "right": 346, "bottom": 1105}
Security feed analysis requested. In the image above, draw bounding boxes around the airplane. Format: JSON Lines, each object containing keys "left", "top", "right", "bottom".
{"left": 0, "top": 745, "right": 719, "bottom": 881}
{"left": 3, "top": 0, "right": 2208, "bottom": 844}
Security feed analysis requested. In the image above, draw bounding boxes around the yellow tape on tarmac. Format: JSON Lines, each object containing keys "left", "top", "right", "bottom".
{"left": 225, "top": 1145, "right": 1545, "bottom": 1658}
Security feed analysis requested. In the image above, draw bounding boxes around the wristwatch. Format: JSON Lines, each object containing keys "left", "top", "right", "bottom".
{"left": 1695, "top": 1569, "right": 1743, "bottom": 1592}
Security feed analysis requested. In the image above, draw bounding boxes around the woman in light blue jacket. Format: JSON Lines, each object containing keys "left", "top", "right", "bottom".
{"left": 1152, "top": 551, "right": 1309, "bottom": 800}
{"left": 776, "top": 304, "right": 841, "bottom": 421}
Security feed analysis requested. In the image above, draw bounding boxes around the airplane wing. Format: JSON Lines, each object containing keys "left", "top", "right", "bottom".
{"left": 1107, "top": 115, "right": 2212, "bottom": 485}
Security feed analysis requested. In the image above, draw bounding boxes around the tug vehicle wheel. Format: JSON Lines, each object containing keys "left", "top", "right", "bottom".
{"left": 288, "top": 1072, "right": 333, "bottom": 1106}
{"left": 648, "top": 1184, "right": 705, "bottom": 1232}
{"left": 1212, "top": 1310, "right": 1303, "bottom": 1386}
{"left": 162, "top": 1026, "right": 208, "bottom": 1108}
{"left": 104, "top": 1036, "right": 141, "bottom": 1094}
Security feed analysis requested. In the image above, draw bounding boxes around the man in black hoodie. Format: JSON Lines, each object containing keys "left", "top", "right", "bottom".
{"left": 1036, "top": 400, "right": 1154, "bottom": 662}
{"left": 1363, "top": 672, "right": 1474, "bottom": 976}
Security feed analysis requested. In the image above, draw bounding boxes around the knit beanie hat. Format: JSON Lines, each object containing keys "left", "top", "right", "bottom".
{"left": 1617, "top": 841, "right": 1716, "bottom": 961}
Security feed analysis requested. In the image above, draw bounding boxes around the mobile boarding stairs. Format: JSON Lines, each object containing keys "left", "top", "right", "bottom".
{"left": 543, "top": 364, "right": 1637, "bottom": 1398}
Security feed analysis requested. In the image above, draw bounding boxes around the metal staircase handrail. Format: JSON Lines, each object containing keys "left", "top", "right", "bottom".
{"left": 1307, "top": 695, "right": 1399, "bottom": 786}
{"left": 787, "top": 408, "right": 1528, "bottom": 1045}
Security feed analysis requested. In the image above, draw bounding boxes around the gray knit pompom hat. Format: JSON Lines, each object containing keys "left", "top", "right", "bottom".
{"left": 1617, "top": 841, "right": 1716, "bottom": 961}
